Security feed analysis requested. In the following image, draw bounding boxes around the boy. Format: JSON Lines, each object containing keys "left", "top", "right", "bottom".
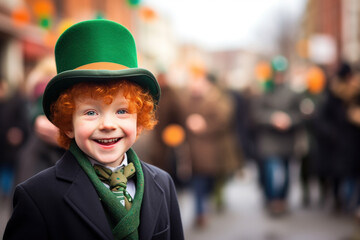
{"left": 4, "top": 19, "right": 184, "bottom": 240}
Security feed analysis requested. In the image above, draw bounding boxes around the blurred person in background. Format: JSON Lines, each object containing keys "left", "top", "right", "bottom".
{"left": 315, "top": 61, "right": 360, "bottom": 214}
{"left": 226, "top": 81, "right": 255, "bottom": 163}
{"left": 16, "top": 56, "right": 65, "bottom": 183}
{"left": 179, "top": 65, "right": 241, "bottom": 228}
{"left": 0, "top": 77, "right": 30, "bottom": 202}
{"left": 132, "top": 70, "right": 190, "bottom": 189}
{"left": 147, "top": 70, "right": 189, "bottom": 188}
{"left": 298, "top": 64, "right": 327, "bottom": 207}
{"left": 252, "top": 56, "right": 303, "bottom": 216}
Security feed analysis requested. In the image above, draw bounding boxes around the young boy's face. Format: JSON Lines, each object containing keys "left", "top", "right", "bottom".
{"left": 66, "top": 89, "right": 139, "bottom": 167}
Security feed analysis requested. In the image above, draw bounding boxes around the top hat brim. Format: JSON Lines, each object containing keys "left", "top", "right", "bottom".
{"left": 42, "top": 68, "right": 160, "bottom": 121}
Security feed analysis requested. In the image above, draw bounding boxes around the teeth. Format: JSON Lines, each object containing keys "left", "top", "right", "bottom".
{"left": 97, "top": 138, "right": 118, "bottom": 143}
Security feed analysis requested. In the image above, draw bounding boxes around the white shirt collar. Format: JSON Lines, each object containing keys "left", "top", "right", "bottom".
{"left": 89, "top": 153, "right": 128, "bottom": 172}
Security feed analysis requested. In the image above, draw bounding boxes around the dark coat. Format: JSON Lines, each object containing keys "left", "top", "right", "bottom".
{"left": 0, "top": 91, "right": 30, "bottom": 165}
{"left": 251, "top": 83, "right": 303, "bottom": 159}
{"left": 4, "top": 151, "right": 184, "bottom": 240}
{"left": 315, "top": 90, "right": 360, "bottom": 178}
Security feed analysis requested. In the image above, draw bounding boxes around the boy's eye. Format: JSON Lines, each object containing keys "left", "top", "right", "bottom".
{"left": 117, "top": 109, "right": 127, "bottom": 114}
{"left": 85, "top": 110, "right": 97, "bottom": 116}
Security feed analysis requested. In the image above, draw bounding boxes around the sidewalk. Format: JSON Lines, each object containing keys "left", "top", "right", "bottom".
{"left": 0, "top": 197, "right": 11, "bottom": 238}
{"left": 179, "top": 163, "right": 358, "bottom": 240}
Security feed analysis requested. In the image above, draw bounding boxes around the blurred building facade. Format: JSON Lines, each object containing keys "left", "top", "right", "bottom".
{"left": 342, "top": 0, "right": 360, "bottom": 63}
{"left": 0, "top": 0, "right": 175, "bottom": 89}
{"left": 0, "top": 0, "right": 45, "bottom": 90}
{"left": 300, "top": 0, "right": 360, "bottom": 73}
{"left": 2, "top": 0, "right": 360, "bottom": 93}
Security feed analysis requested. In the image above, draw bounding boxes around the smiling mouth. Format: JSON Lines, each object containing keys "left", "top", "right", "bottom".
{"left": 95, "top": 138, "right": 120, "bottom": 145}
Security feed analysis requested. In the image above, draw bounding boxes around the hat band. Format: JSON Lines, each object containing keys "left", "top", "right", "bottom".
{"left": 75, "top": 62, "right": 129, "bottom": 71}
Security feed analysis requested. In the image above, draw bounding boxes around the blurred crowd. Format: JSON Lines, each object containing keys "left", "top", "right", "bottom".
{"left": 2, "top": 54, "right": 360, "bottom": 233}
{"left": 0, "top": 56, "right": 65, "bottom": 208}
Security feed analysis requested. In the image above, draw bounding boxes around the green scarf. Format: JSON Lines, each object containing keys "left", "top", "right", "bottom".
{"left": 69, "top": 141, "right": 144, "bottom": 240}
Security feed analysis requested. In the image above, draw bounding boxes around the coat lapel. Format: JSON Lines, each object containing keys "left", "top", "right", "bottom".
{"left": 139, "top": 162, "right": 164, "bottom": 239}
{"left": 56, "top": 152, "right": 113, "bottom": 240}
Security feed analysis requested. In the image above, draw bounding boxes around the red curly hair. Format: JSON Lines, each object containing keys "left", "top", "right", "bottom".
{"left": 50, "top": 80, "right": 158, "bottom": 149}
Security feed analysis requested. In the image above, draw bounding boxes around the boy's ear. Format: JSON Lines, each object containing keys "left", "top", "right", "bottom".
{"left": 137, "top": 125, "right": 143, "bottom": 136}
{"left": 65, "top": 130, "right": 74, "bottom": 139}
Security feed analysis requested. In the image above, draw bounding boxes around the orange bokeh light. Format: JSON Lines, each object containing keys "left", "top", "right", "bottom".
{"left": 162, "top": 124, "right": 185, "bottom": 147}
{"left": 307, "top": 66, "right": 326, "bottom": 94}
{"left": 255, "top": 61, "right": 272, "bottom": 81}
{"left": 12, "top": 7, "right": 31, "bottom": 26}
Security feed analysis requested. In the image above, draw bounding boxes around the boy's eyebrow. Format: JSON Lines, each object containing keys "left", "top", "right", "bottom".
{"left": 116, "top": 101, "right": 129, "bottom": 106}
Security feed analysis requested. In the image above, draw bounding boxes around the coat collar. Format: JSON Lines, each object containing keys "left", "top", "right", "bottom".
{"left": 138, "top": 161, "right": 165, "bottom": 240}
{"left": 55, "top": 151, "right": 113, "bottom": 240}
{"left": 55, "top": 151, "right": 165, "bottom": 240}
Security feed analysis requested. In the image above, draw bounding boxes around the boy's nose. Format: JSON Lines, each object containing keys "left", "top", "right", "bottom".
{"left": 99, "top": 114, "right": 116, "bottom": 130}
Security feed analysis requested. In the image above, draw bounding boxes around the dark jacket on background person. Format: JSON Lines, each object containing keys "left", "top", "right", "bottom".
{"left": 315, "top": 89, "right": 360, "bottom": 178}
{"left": 0, "top": 91, "right": 30, "bottom": 165}
{"left": 252, "top": 83, "right": 303, "bottom": 159}
{"left": 4, "top": 151, "right": 184, "bottom": 240}
{"left": 16, "top": 96, "right": 65, "bottom": 184}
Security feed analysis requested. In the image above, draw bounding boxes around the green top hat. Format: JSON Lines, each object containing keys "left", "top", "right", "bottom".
{"left": 42, "top": 19, "right": 160, "bottom": 122}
